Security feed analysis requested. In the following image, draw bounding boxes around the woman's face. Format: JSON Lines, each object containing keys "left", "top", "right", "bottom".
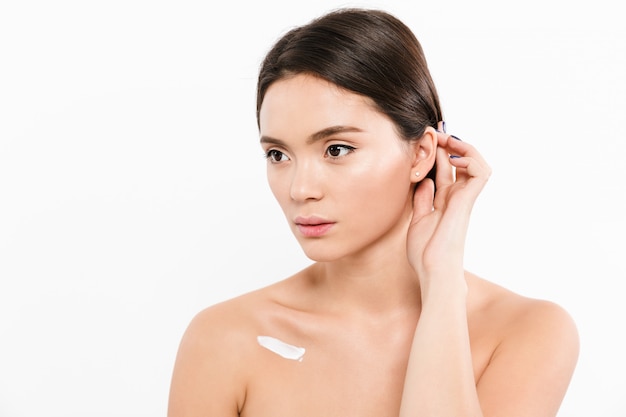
{"left": 259, "top": 74, "right": 417, "bottom": 262}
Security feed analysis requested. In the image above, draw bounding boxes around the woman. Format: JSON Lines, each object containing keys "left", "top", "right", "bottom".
{"left": 168, "top": 8, "right": 578, "bottom": 417}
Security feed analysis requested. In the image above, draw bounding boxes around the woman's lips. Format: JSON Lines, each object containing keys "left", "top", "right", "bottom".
{"left": 294, "top": 216, "right": 335, "bottom": 237}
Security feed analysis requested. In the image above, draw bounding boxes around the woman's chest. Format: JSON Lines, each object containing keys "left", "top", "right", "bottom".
{"left": 238, "top": 300, "right": 498, "bottom": 416}
{"left": 239, "top": 316, "right": 419, "bottom": 417}
{"left": 242, "top": 336, "right": 409, "bottom": 417}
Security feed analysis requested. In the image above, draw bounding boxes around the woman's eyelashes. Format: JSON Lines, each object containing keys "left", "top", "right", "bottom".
{"left": 265, "top": 149, "right": 289, "bottom": 163}
{"left": 325, "top": 144, "right": 355, "bottom": 159}
{"left": 264, "top": 144, "right": 356, "bottom": 164}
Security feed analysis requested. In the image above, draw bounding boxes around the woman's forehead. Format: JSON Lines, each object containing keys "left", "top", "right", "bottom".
{"left": 259, "top": 74, "right": 383, "bottom": 137}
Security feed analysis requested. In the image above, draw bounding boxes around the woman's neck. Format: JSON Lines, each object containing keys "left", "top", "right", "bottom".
{"left": 304, "top": 237, "right": 422, "bottom": 317}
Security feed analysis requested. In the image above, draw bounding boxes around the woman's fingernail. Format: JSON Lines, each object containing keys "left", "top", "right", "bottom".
{"left": 451, "top": 135, "right": 462, "bottom": 141}
{"left": 450, "top": 155, "right": 461, "bottom": 159}
{"left": 442, "top": 121, "right": 447, "bottom": 133}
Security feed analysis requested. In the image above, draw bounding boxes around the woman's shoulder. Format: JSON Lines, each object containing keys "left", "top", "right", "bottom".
{"left": 181, "top": 274, "right": 307, "bottom": 351}
{"left": 466, "top": 271, "right": 579, "bottom": 393}
{"left": 168, "top": 279, "right": 295, "bottom": 415}
{"left": 467, "top": 271, "right": 577, "bottom": 335}
{"left": 185, "top": 280, "right": 284, "bottom": 339}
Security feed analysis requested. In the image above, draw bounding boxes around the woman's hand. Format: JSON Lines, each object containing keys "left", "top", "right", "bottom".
{"left": 400, "top": 126, "right": 492, "bottom": 417}
{"left": 406, "top": 127, "right": 491, "bottom": 293}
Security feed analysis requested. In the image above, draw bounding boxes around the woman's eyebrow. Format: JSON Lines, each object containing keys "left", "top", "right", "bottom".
{"left": 260, "top": 125, "right": 363, "bottom": 145}
{"left": 307, "top": 126, "right": 363, "bottom": 144}
{"left": 259, "top": 135, "right": 285, "bottom": 146}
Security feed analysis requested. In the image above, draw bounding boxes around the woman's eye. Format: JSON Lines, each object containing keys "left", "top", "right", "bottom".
{"left": 325, "top": 144, "right": 355, "bottom": 158}
{"left": 266, "top": 149, "right": 289, "bottom": 163}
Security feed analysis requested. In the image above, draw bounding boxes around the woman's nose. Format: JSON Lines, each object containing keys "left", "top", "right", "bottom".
{"left": 289, "top": 162, "right": 324, "bottom": 202}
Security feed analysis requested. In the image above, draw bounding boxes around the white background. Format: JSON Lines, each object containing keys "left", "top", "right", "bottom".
{"left": 1, "top": 0, "right": 624, "bottom": 416}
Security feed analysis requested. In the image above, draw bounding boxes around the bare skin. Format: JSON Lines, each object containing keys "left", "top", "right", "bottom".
{"left": 167, "top": 75, "right": 579, "bottom": 417}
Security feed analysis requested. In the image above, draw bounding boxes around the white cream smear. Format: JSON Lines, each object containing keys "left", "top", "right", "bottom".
{"left": 257, "top": 335, "right": 306, "bottom": 362}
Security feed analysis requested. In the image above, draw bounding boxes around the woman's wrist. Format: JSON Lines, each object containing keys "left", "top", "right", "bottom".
{"left": 418, "top": 271, "right": 468, "bottom": 303}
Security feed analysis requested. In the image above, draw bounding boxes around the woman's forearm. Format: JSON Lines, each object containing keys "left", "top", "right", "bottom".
{"left": 399, "top": 277, "right": 482, "bottom": 417}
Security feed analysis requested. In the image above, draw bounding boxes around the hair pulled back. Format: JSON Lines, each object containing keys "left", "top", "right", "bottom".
{"left": 256, "top": 8, "right": 443, "bottom": 143}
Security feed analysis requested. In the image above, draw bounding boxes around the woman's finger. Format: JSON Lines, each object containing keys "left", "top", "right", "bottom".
{"left": 411, "top": 178, "right": 435, "bottom": 224}
{"left": 435, "top": 144, "right": 454, "bottom": 190}
{"left": 442, "top": 135, "right": 488, "bottom": 166}
{"left": 437, "top": 133, "right": 491, "bottom": 181}
{"left": 449, "top": 155, "right": 491, "bottom": 186}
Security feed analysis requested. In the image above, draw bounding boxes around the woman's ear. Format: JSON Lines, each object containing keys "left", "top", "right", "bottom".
{"left": 410, "top": 127, "right": 437, "bottom": 183}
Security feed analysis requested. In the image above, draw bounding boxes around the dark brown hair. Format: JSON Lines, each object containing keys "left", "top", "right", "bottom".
{"left": 256, "top": 8, "right": 443, "bottom": 181}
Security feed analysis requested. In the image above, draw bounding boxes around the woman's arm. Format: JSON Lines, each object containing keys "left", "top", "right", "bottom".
{"left": 400, "top": 130, "right": 486, "bottom": 416}
{"left": 400, "top": 130, "right": 578, "bottom": 416}
{"left": 399, "top": 273, "right": 480, "bottom": 416}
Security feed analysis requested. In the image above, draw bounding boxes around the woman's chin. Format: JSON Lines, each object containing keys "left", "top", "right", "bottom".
{"left": 298, "top": 243, "right": 347, "bottom": 263}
